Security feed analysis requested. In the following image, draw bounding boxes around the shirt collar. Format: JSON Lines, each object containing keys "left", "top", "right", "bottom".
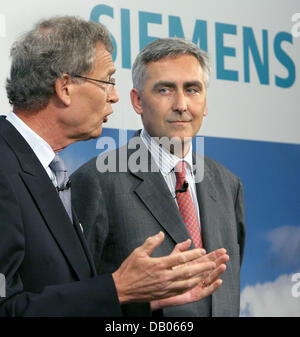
{"left": 6, "top": 111, "right": 55, "bottom": 170}
{"left": 140, "top": 128, "right": 194, "bottom": 177}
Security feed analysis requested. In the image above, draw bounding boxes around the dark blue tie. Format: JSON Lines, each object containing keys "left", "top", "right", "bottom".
{"left": 49, "top": 154, "right": 73, "bottom": 222}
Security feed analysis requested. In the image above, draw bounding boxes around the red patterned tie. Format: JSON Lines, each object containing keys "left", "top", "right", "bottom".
{"left": 175, "top": 161, "right": 203, "bottom": 248}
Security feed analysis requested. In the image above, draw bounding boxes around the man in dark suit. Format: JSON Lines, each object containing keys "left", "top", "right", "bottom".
{"left": 72, "top": 38, "right": 245, "bottom": 316}
{"left": 0, "top": 18, "right": 226, "bottom": 317}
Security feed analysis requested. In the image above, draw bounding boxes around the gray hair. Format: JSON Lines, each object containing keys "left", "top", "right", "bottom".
{"left": 132, "top": 38, "right": 211, "bottom": 90}
{"left": 6, "top": 16, "right": 113, "bottom": 111}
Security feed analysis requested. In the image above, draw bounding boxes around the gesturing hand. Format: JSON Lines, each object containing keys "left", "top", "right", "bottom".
{"left": 150, "top": 239, "right": 229, "bottom": 310}
{"left": 112, "top": 232, "right": 217, "bottom": 304}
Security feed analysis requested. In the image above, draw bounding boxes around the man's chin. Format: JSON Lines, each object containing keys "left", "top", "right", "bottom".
{"left": 76, "top": 126, "right": 103, "bottom": 142}
{"left": 90, "top": 123, "right": 103, "bottom": 138}
{"left": 92, "top": 127, "right": 103, "bottom": 139}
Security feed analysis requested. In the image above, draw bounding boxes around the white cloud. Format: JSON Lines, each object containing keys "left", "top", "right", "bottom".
{"left": 266, "top": 225, "right": 300, "bottom": 267}
{"left": 240, "top": 273, "right": 300, "bottom": 317}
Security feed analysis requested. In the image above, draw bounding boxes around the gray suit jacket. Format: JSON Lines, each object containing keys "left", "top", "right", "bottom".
{"left": 71, "top": 135, "right": 246, "bottom": 317}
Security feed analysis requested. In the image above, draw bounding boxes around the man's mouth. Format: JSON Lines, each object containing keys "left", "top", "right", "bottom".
{"left": 103, "top": 111, "right": 113, "bottom": 123}
{"left": 168, "top": 120, "right": 191, "bottom": 124}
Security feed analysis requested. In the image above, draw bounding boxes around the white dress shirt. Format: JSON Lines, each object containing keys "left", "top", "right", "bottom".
{"left": 6, "top": 111, "right": 56, "bottom": 184}
{"left": 140, "top": 128, "right": 201, "bottom": 226}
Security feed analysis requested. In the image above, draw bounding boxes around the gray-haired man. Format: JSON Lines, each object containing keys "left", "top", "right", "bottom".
{"left": 72, "top": 38, "right": 245, "bottom": 316}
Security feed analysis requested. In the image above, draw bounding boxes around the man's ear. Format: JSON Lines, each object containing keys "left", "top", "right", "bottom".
{"left": 130, "top": 88, "right": 144, "bottom": 115}
{"left": 54, "top": 74, "right": 73, "bottom": 107}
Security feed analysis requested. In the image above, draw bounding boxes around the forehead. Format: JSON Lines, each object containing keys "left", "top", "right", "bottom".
{"left": 91, "top": 43, "right": 116, "bottom": 75}
{"left": 145, "top": 54, "right": 204, "bottom": 83}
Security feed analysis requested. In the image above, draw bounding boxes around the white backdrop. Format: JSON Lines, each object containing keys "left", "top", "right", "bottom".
{"left": 0, "top": 0, "right": 299, "bottom": 144}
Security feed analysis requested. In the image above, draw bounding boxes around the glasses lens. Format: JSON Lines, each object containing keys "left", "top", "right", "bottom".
{"left": 106, "top": 83, "right": 115, "bottom": 94}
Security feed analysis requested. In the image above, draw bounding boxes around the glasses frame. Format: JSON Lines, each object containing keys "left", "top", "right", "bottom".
{"left": 73, "top": 74, "right": 116, "bottom": 87}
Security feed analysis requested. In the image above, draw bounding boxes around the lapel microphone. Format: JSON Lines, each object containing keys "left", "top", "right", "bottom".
{"left": 175, "top": 181, "right": 189, "bottom": 195}
{"left": 56, "top": 179, "right": 71, "bottom": 192}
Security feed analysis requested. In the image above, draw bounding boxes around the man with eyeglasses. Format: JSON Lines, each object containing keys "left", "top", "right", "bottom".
{"left": 0, "top": 16, "right": 227, "bottom": 317}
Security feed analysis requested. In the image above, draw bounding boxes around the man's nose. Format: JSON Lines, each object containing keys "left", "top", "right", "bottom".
{"left": 107, "top": 85, "right": 119, "bottom": 104}
{"left": 172, "top": 90, "right": 187, "bottom": 113}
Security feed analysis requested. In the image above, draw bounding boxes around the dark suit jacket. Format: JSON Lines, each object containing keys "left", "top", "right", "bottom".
{"left": 72, "top": 134, "right": 246, "bottom": 317}
{"left": 0, "top": 116, "right": 149, "bottom": 317}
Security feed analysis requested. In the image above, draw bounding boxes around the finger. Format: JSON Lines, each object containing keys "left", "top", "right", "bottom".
{"left": 167, "top": 261, "right": 217, "bottom": 283}
{"left": 171, "top": 241, "right": 206, "bottom": 256}
{"left": 171, "top": 239, "right": 192, "bottom": 254}
{"left": 195, "top": 250, "right": 228, "bottom": 265}
{"left": 171, "top": 240, "right": 196, "bottom": 270}
{"left": 159, "top": 263, "right": 219, "bottom": 297}
{"left": 214, "top": 254, "right": 229, "bottom": 267}
{"left": 199, "top": 253, "right": 229, "bottom": 268}
{"left": 183, "top": 249, "right": 229, "bottom": 266}
{"left": 204, "top": 248, "right": 227, "bottom": 262}
{"left": 200, "top": 279, "right": 223, "bottom": 297}
{"left": 204, "top": 264, "right": 227, "bottom": 285}
{"left": 139, "top": 231, "right": 165, "bottom": 256}
{"left": 158, "top": 274, "right": 206, "bottom": 297}
{"left": 159, "top": 248, "right": 208, "bottom": 269}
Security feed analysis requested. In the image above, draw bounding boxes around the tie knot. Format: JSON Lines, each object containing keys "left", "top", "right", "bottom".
{"left": 174, "top": 161, "right": 186, "bottom": 183}
{"left": 49, "top": 154, "right": 69, "bottom": 188}
{"left": 50, "top": 154, "right": 67, "bottom": 174}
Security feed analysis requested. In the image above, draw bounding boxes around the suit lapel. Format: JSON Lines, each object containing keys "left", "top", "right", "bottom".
{"left": 0, "top": 118, "right": 92, "bottom": 280}
{"left": 134, "top": 171, "right": 193, "bottom": 245}
{"left": 126, "top": 138, "right": 192, "bottom": 246}
{"left": 194, "top": 154, "right": 219, "bottom": 252}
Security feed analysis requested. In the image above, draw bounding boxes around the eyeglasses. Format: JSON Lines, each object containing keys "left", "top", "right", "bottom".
{"left": 73, "top": 74, "right": 116, "bottom": 93}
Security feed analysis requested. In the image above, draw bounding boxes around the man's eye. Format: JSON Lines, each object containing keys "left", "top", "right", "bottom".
{"left": 109, "top": 77, "right": 116, "bottom": 84}
{"left": 159, "top": 87, "right": 171, "bottom": 94}
{"left": 186, "top": 87, "right": 198, "bottom": 94}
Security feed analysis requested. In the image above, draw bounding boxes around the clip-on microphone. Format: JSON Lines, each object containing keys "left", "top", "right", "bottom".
{"left": 56, "top": 179, "right": 71, "bottom": 192}
{"left": 175, "top": 181, "right": 189, "bottom": 195}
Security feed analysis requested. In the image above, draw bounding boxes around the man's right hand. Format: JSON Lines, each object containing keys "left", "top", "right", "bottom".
{"left": 150, "top": 241, "right": 229, "bottom": 310}
{"left": 112, "top": 231, "right": 217, "bottom": 304}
